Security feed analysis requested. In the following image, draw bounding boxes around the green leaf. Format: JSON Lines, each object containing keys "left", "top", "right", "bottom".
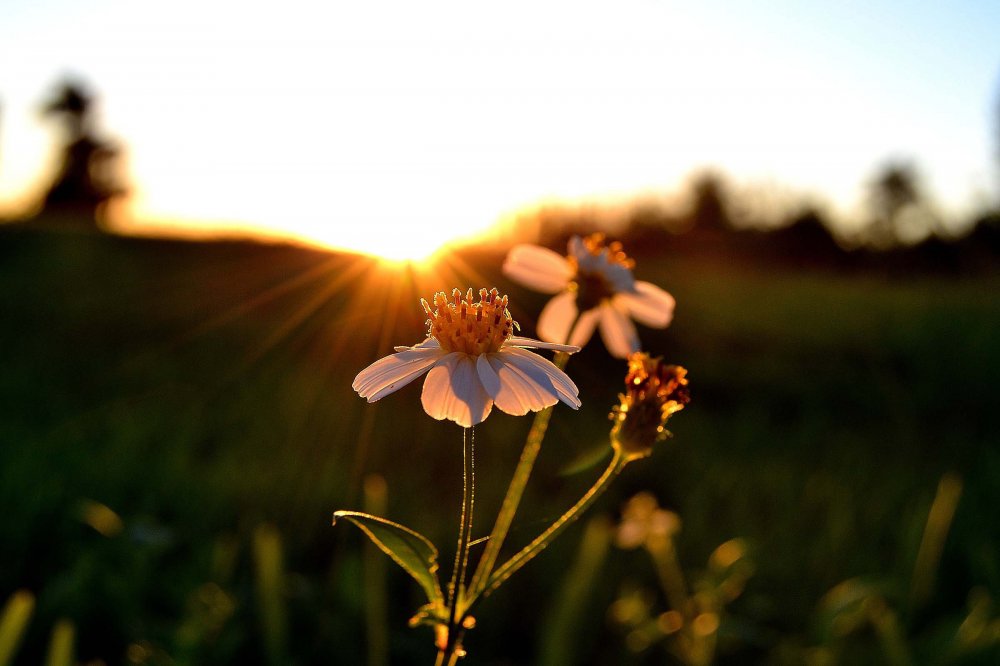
{"left": 333, "top": 511, "right": 443, "bottom": 605}
{"left": 558, "top": 441, "right": 613, "bottom": 477}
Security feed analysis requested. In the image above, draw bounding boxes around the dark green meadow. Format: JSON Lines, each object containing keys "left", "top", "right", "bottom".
{"left": 1, "top": 227, "right": 998, "bottom": 665}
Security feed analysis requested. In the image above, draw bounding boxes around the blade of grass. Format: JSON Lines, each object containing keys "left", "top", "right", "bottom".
{"left": 44, "top": 620, "right": 75, "bottom": 666}
{"left": 0, "top": 590, "right": 35, "bottom": 666}
{"left": 253, "top": 524, "right": 288, "bottom": 666}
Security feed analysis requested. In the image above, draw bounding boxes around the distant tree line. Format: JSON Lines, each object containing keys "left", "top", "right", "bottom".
{"left": 517, "top": 165, "right": 1000, "bottom": 275}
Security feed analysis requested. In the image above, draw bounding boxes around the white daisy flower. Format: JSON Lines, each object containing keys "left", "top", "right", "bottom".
{"left": 503, "top": 233, "right": 675, "bottom": 358}
{"left": 352, "top": 288, "right": 581, "bottom": 428}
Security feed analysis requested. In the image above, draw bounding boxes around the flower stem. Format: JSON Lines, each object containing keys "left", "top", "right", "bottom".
{"left": 466, "top": 351, "right": 570, "bottom": 602}
{"left": 440, "top": 427, "right": 475, "bottom": 664}
{"left": 478, "top": 447, "right": 627, "bottom": 602}
{"left": 649, "top": 539, "right": 690, "bottom": 622}
{"left": 647, "top": 539, "right": 697, "bottom": 665}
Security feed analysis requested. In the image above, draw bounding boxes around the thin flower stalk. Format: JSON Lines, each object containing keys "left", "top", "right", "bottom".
{"left": 438, "top": 428, "right": 475, "bottom": 666}
{"left": 474, "top": 447, "right": 628, "bottom": 605}
{"left": 472, "top": 355, "right": 690, "bottom": 608}
{"left": 649, "top": 534, "right": 693, "bottom": 634}
{"left": 466, "top": 350, "right": 570, "bottom": 600}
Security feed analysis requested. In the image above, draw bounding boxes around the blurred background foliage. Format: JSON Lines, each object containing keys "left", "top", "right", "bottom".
{"left": 2, "top": 64, "right": 1000, "bottom": 663}
{"left": 1, "top": 207, "right": 998, "bottom": 663}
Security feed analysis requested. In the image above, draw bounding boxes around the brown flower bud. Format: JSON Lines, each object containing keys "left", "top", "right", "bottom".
{"left": 610, "top": 353, "right": 690, "bottom": 461}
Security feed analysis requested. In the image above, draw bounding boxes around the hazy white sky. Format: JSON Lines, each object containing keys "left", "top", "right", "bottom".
{"left": 1, "top": 0, "right": 998, "bottom": 257}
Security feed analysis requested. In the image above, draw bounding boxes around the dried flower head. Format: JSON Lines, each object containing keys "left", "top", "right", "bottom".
{"left": 610, "top": 353, "right": 690, "bottom": 461}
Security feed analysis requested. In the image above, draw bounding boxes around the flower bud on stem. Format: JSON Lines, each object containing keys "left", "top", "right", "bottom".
{"left": 610, "top": 354, "right": 689, "bottom": 461}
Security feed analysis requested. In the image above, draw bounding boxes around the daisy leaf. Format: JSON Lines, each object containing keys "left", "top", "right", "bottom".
{"left": 333, "top": 511, "right": 443, "bottom": 605}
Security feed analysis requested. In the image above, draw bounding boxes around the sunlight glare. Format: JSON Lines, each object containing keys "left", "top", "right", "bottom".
{"left": 0, "top": 0, "right": 991, "bottom": 244}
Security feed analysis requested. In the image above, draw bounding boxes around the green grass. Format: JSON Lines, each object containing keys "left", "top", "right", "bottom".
{"left": 0, "top": 227, "right": 998, "bottom": 664}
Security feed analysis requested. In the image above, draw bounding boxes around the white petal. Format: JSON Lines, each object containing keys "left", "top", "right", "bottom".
{"left": 568, "top": 307, "right": 601, "bottom": 348}
{"left": 486, "top": 353, "right": 554, "bottom": 415}
{"left": 505, "top": 335, "right": 580, "bottom": 354}
{"left": 616, "top": 282, "right": 675, "bottom": 328}
{"left": 353, "top": 347, "right": 446, "bottom": 401}
{"left": 599, "top": 303, "right": 639, "bottom": 359}
{"left": 500, "top": 347, "right": 581, "bottom": 409}
{"left": 421, "top": 354, "right": 494, "bottom": 427}
{"left": 537, "top": 292, "right": 578, "bottom": 345}
{"left": 503, "top": 245, "right": 574, "bottom": 294}
{"left": 420, "top": 354, "right": 461, "bottom": 420}
{"left": 476, "top": 354, "right": 502, "bottom": 398}
{"left": 394, "top": 338, "right": 440, "bottom": 352}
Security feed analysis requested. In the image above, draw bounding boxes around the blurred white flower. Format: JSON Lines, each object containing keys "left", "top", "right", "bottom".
{"left": 503, "top": 234, "right": 675, "bottom": 358}
{"left": 353, "top": 288, "right": 581, "bottom": 428}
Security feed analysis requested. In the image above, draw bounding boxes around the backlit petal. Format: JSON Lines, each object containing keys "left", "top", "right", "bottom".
{"left": 487, "top": 353, "right": 554, "bottom": 415}
{"left": 501, "top": 347, "right": 581, "bottom": 409}
{"left": 537, "top": 291, "right": 578, "bottom": 344}
{"left": 353, "top": 347, "right": 446, "bottom": 401}
{"left": 505, "top": 335, "right": 580, "bottom": 353}
{"left": 394, "top": 338, "right": 441, "bottom": 352}
{"left": 599, "top": 303, "right": 639, "bottom": 358}
{"left": 568, "top": 307, "right": 601, "bottom": 348}
{"left": 616, "top": 282, "right": 675, "bottom": 328}
{"left": 503, "top": 245, "right": 574, "bottom": 294}
{"left": 476, "top": 354, "right": 502, "bottom": 398}
{"left": 421, "top": 353, "right": 494, "bottom": 427}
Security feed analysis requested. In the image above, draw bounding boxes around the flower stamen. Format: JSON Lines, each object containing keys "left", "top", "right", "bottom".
{"left": 578, "top": 232, "right": 636, "bottom": 269}
{"left": 567, "top": 233, "right": 637, "bottom": 310}
{"left": 422, "top": 287, "right": 517, "bottom": 355}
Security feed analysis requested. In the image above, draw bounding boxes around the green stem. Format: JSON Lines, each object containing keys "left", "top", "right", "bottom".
{"left": 648, "top": 540, "right": 696, "bottom": 665}
{"left": 439, "top": 427, "right": 475, "bottom": 664}
{"left": 432, "top": 641, "right": 466, "bottom": 666}
{"left": 649, "top": 540, "right": 690, "bottom": 622}
{"left": 466, "top": 351, "right": 570, "bottom": 601}
{"left": 477, "top": 448, "right": 626, "bottom": 602}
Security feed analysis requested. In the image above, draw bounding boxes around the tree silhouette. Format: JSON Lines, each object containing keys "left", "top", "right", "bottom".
{"left": 687, "top": 171, "right": 730, "bottom": 231}
{"left": 37, "top": 79, "right": 126, "bottom": 229}
{"left": 866, "top": 161, "right": 937, "bottom": 247}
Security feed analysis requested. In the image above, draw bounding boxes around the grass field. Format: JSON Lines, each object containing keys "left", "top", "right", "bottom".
{"left": 1, "top": 227, "right": 998, "bottom": 665}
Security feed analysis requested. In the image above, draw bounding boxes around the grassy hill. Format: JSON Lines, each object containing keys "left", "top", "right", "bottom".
{"left": 1, "top": 226, "right": 998, "bottom": 664}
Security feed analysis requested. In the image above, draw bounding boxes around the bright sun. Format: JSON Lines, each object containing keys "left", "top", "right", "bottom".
{"left": 124, "top": 172, "right": 511, "bottom": 262}
{"left": 65, "top": 3, "right": 719, "bottom": 262}
{"left": 0, "top": 0, "right": 989, "bottom": 250}
{"left": 289, "top": 215, "right": 469, "bottom": 263}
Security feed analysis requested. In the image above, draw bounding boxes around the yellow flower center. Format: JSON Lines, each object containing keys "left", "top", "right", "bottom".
{"left": 422, "top": 288, "right": 517, "bottom": 355}
{"left": 577, "top": 232, "right": 636, "bottom": 269}
{"left": 572, "top": 271, "right": 616, "bottom": 311}
{"left": 568, "top": 233, "right": 636, "bottom": 310}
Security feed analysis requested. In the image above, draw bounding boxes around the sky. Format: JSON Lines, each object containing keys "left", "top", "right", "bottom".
{"left": 1, "top": 0, "right": 998, "bottom": 259}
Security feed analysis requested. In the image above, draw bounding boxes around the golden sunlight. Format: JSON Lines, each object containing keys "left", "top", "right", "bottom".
{"left": 0, "top": 0, "right": 992, "bottom": 249}
{"left": 61, "top": 2, "right": 736, "bottom": 261}
{"left": 120, "top": 153, "right": 514, "bottom": 262}
{"left": 4, "top": 1, "right": 913, "bottom": 258}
